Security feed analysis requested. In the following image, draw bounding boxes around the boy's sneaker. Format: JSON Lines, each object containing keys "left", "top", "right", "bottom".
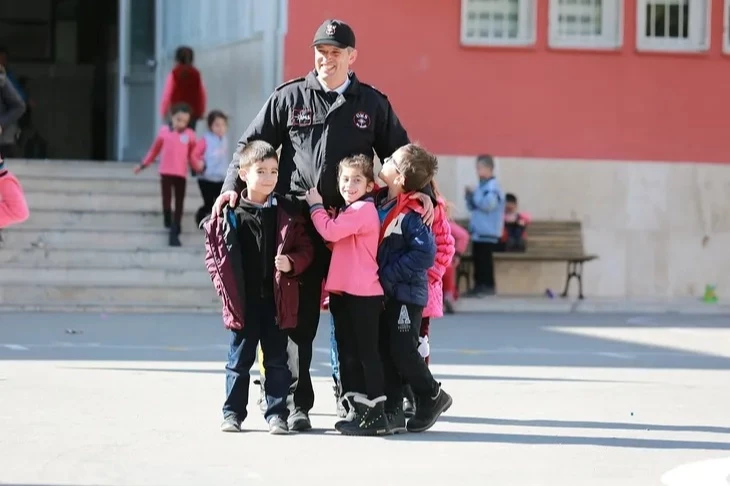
{"left": 386, "top": 407, "right": 407, "bottom": 434}
{"left": 288, "top": 409, "right": 312, "bottom": 432}
{"left": 220, "top": 414, "right": 242, "bottom": 433}
{"left": 267, "top": 416, "right": 289, "bottom": 435}
{"left": 407, "top": 385, "right": 453, "bottom": 433}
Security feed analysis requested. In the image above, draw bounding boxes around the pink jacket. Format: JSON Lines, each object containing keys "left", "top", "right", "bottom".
{"left": 0, "top": 171, "right": 30, "bottom": 228}
{"left": 449, "top": 220, "right": 470, "bottom": 255}
{"left": 310, "top": 199, "right": 383, "bottom": 297}
{"left": 141, "top": 126, "right": 203, "bottom": 178}
{"left": 424, "top": 200, "right": 456, "bottom": 318}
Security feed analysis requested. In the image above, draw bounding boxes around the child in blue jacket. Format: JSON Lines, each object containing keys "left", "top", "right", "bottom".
{"left": 375, "top": 143, "right": 453, "bottom": 434}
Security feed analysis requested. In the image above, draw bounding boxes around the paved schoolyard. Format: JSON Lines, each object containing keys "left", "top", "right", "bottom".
{"left": 0, "top": 311, "right": 729, "bottom": 486}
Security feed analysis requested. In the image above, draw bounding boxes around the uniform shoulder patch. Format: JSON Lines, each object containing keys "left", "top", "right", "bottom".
{"left": 275, "top": 76, "right": 306, "bottom": 91}
{"left": 359, "top": 82, "right": 389, "bottom": 99}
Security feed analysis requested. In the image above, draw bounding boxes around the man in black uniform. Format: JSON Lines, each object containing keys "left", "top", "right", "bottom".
{"left": 213, "top": 19, "right": 433, "bottom": 432}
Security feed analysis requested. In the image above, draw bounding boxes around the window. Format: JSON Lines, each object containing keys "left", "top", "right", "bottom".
{"left": 637, "top": 0, "right": 710, "bottom": 52}
{"left": 461, "top": 0, "right": 536, "bottom": 47}
{"left": 549, "top": 0, "right": 622, "bottom": 49}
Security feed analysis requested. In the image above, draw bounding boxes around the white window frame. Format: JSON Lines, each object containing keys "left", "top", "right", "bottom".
{"left": 636, "top": 0, "right": 711, "bottom": 53}
{"left": 460, "top": 0, "right": 537, "bottom": 47}
{"left": 724, "top": 0, "right": 730, "bottom": 53}
{"left": 548, "top": 0, "right": 623, "bottom": 49}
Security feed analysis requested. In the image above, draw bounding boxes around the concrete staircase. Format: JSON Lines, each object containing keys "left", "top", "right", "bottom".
{"left": 0, "top": 160, "right": 220, "bottom": 312}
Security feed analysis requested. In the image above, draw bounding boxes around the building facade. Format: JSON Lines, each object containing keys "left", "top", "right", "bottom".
{"left": 285, "top": 0, "right": 730, "bottom": 299}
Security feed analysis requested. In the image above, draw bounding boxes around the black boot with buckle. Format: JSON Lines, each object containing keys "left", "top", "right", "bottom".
{"left": 337, "top": 394, "right": 391, "bottom": 436}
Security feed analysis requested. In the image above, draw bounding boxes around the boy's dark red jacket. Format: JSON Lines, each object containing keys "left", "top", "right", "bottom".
{"left": 203, "top": 194, "right": 313, "bottom": 331}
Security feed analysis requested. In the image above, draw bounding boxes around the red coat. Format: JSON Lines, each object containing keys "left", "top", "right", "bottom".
{"left": 203, "top": 195, "right": 313, "bottom": 330}
{"left": 423, "top": 199, "right": 455, "bottom": 318}
{"left": 159, "top": 65, "right": 206, "bottom": 119}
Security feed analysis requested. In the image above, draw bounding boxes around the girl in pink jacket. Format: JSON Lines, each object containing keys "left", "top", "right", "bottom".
{"left": 419, "top": 182, "right": 455, "bottom": 365}
{"left": 134, "top": 103, "right": 203, "bottom": 247}
{"left": 0, "top": 156, "right": 29, "bottom": 229}
{"left": 305, "top": 154, "right": 387, "bottom": 435}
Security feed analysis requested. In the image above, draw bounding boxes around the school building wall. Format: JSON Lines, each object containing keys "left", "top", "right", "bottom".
{"left": 283, "top": 0, "right": 730, "bottom": 299}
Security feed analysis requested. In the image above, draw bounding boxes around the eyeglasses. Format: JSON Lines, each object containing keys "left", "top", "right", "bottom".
{"left": 384, "top": 156, "right": 400, "bottom": 172}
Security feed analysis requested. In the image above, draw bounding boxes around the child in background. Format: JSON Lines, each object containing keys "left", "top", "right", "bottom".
{"left": 159, "top": 46, "right": 206, "bottom": 130}
{"left": 376, "top": 143, "right": 452, "bottom": 434}
{"left": 193, "top": 110, "right": 229, "bottom": 226}
{"left": 499, "top": 192, "right": 531, "bottom": 252}
{"left": 203, "top": 140, "right": 313, "bottom": 435}
{"left": 464, "top": 154, "right": 505, "bottom": 296}
{"left": 134, "top": 103, "right": 203, "bottom": 247}
{"left": 443, "top": 203, "right": 470, "bottom": 313}
{"left": 305, "top": 155, "right": 388, "bottom": 436}
{"left": 0, "top": 155, "right": 29, "bottom": 228}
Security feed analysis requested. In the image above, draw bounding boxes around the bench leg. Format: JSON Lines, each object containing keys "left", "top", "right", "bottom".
{"left": 560, "top": 261, "right": 585, "bottom": 299}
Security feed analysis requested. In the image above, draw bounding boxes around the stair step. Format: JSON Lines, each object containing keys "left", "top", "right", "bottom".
{"left": 0, "top": 266, "right": 211, "bottom": 287}
{"left": 24, "top": 209, "right": 203, "bottom": 230}
{"left": 0, "top": 284, "right": 220, "bottom": 307}
{"left": 0, "top": 247, "right": 203, "bottom": 269}
{"left": 21, "top": 176, "right": 177, "bottom": 195}
{"left": 2, "top": 226, "right": 206, "bottom": 250}
{"left": 25, "top": 191, "right": 204, "bottom": 212}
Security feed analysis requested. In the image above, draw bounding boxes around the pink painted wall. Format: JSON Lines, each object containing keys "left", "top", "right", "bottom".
{"left": 284, "top": 0, "right": 730, "bottom": 163}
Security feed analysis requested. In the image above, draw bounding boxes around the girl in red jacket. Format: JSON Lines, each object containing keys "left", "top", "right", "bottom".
{"left": 159, "top": 46, "right": 206, "bottom": 130}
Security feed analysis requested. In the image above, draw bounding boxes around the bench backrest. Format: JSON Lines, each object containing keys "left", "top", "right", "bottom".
{"left": 455, "top": 219, "right": 587, "bottom": 257}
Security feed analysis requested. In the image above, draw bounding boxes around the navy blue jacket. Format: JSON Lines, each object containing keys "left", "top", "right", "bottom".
{"left": 376, "top": 193, "right": 436, "bottom": 307}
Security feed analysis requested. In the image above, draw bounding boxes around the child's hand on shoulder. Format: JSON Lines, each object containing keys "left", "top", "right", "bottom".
{"left": 304, "top": 188, "right": 322, "bottom": 206}
{"left": 274, "top": 254, "right": 292, "bottom": 273}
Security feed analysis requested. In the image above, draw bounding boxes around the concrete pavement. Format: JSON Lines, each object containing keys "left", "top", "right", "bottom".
{"left": 1, "top": 311, "right": 729, "bottom": 486}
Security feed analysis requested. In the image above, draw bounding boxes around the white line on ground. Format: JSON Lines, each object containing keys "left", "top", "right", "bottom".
{"left": 0, "top": 342, "right": 702, "bottom": 359}
{"left": 661, "top": 456, "right": 730, "bottom": 486}
{"left": 1, "top": 344, "right": 28, "bottom": 351}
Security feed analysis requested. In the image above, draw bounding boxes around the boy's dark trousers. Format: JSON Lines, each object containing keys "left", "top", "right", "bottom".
{"left": 472, "top": 241, "right": 498, "bottom": 290}
{"left": 329, "top": 293, "right": 385, "bottom": 399}
{"left": 223, "top": 297, "right": 291, "bottom": 422}
{"left": 196, "top": 179, "right": 223, "bottom": 225}
{"left": 379, "top": 299, "right": 439, "bottom": 411}
{"left": 285, "top": 218, "right": 331, "bottom": 413}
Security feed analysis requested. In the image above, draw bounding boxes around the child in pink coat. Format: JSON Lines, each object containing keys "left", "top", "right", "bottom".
{"left": 0, "top": 156, "right": 29, "bottom": 229}
{"left": 419, "top": 186, "right": 456, "bottom": 363}
{"left": 305, "top": 154, "right": 388, "bottom": 436}
{"left": 134, "top": 103, "right": 203, "bottom": 247}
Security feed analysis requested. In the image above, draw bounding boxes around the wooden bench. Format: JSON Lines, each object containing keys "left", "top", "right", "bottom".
{"left": 455, "top": 220, "right": 598, "bottom": 299}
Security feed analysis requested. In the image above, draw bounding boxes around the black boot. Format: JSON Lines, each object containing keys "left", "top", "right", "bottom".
{"left": 163, "top": 210, "right": 172, "bottom": 228}
{"left": 334, "top": 392, "right": 357, "bottom": 430}
{"left": 406, "top": 384, "right": 453, "bottom": 433}
{"left": 386, "top": 406, "right": 407, "bottom": 434}
{"left": 337, "top": 394, "right": 390, "bottom": 436}
{"left": 169, "top": 223, "right": 181, "bottom": 247}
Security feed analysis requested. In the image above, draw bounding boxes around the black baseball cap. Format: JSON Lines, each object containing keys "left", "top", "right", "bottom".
{"left": 311, "top": 19, "right": 356, "bottom": 49}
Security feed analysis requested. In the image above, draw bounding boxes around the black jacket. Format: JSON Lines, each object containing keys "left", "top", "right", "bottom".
{"left": 222, "top": 71, "right": 409, "bottom": 209}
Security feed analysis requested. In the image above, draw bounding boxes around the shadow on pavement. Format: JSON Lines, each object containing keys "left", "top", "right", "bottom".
{"left": 441, "top": 416, "right": 730, "bottom": 435}
{"left": 386, "top": 430, "right": 730, "bottom": 450}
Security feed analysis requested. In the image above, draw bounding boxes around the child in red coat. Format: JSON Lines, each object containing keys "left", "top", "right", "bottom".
{"left": 159, "top": 46, "right": 206, "bottom": 130}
